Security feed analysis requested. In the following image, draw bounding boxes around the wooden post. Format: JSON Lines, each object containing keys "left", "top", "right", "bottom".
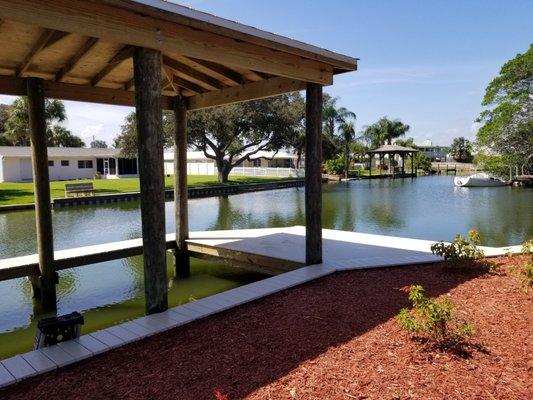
{"left": 369, "top": 155, "right": 372, "bottom": 178}
{"left": 27, "top": 77, "right": 57, "bottom": 311}
{"left": 305, "top": 82, "right": 322, "bottom": 265}
{"left": 173, "top": 96, "right": 190, "bottom": 278}
{"left": 411, "top": 153, "right": 415, "bottom": 177}
{"left": 133, "top": 47, "right": 168, "bottom": 314}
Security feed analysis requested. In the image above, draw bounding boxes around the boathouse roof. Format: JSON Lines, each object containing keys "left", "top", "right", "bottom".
{"left": 0, "top": 0, "right": 357, "bottom": 110}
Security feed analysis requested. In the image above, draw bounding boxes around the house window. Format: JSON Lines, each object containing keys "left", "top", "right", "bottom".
{"left": 252, "top": 159, "right": 261, "bottom": 167}
{"left": 48, "top": 160, "right": 54, "bottom": 167}
{"left": 61, "top": 160, "right": 69, "bottom": 166}
{"left": 77, "top": 160, "right": 94, "bottom": 169}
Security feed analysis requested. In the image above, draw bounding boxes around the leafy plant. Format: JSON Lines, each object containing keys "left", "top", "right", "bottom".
{"left": 324, "top": 155, "right": 345, "bottom": 175}
{"left": 511, "top": 239, "right": 533, "bottom": 290}
{"left": 431, "top": 230, "right": 485, "bottom": 263}
{"left": 396, "top": 285, "right": 475, "bottom": 351}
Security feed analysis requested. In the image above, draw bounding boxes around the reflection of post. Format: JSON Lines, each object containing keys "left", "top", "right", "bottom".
{"left": 173, "top": 96, "right": 190, "bottom": 278}
{"left": 27, "top": 77, "right": 57, "bottom": 311}
{"left": 411, "top": 153, "right": 415, "bottom": 177}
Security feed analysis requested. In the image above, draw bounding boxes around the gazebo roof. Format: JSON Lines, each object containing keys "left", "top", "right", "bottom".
{"left": 0, "top": 0, "right": 357, "bottom": 110}
{"left": 367, "top": 144, "right": 419, "bottom": 154}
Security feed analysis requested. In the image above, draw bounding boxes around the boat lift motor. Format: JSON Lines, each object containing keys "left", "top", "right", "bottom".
{"left": 34, "top": 312, "right": 84, "bottom": 349}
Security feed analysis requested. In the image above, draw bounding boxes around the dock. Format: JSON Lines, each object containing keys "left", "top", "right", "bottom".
{"left": 0, "top": 226, "right": 520, "bottom": 282}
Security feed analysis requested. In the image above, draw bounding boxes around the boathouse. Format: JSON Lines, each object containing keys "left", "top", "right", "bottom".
{"left": 0, "top": 0, "right": 357, "bottom": 314}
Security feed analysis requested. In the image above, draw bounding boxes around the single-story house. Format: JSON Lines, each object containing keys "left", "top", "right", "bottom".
{"left": 163, "top": 150, "right": 301, "bottom": 175}
{"left": 0, "top": 146, "right": 138, "bottom": 182}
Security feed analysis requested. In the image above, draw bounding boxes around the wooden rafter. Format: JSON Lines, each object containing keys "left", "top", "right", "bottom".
{"left": 16, "top": 29, "right": 56, "bottom": 77}
{"left": 55, "top": 37, "right": 99, "bottom": 82}
{"left": 186, "top": 57, "right": 246, "bottom": 85}
{"left": 162, "top": 66, "right": 179, "bottom": 95}
{"left": 91, "top": 46, "right": 134, "bottom": 87}
{"left": 172, "top": 75, "right": 207, "bottom": 94}
{"left": 187, "top": 76, "right": 306, "bottom": 110}
{"left": 41, "top": 30, "right": 70, "bottom": 50}
{"left": 123, "top": 77, "right": 135, "bottom": 92}
{"left": 163, "top": 56, "right": 226, "bottom": 90}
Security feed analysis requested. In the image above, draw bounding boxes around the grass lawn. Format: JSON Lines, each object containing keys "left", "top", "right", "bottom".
{"left": 0, "top": 175, "right": 293, "bottom": 206}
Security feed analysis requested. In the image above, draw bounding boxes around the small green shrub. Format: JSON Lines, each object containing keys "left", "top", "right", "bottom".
{"left": 431, "top": 229, "right": 485, "bottom": 265}
{"left": 396, "top": 285, "right": 475, "bottom": 351}
{"left": 511, "top": 240, "right": 533, "bottom": 290}
{"left": 324, "top": 156, "right": 345, "bottom": 175}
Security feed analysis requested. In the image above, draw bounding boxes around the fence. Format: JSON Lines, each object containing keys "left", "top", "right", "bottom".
{"left": 229, "top": 166, "right": 305, "bottom": 178}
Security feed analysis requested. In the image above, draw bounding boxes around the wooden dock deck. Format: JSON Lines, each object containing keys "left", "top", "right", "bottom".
{"left": 0, "top": 226, "right": 520, "bottom": 282}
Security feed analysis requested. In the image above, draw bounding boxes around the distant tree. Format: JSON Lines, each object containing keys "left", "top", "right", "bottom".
{"left": 339, "top": 121, "right": 356, "bottom": 179}
{"left": 322, "top": 95, "right": 356, "bottom": 160}
{"left": 350, "top": 141, "right": 369, "bottom": 163}
{"left": 113, "top": 111, "right": 174, "bottom": 158}
{"left": 3, "top": 97, "right": 66, "bottom": 146}
{"left": 189, "top": 94, "right": 303, "bottom": 183}
{"left": 475, "top": 44, "right": 533, "bottom": 175}
{"left": 0, "top": 104, "right": 9, "bottom": 145}
{"left": 449, "top": 137, "right": 473, "bottom": 162}
{"left": 47, "top": 125, "right": 85, "bottom": 147}
{"left": 413, "top": 152, "right": 431, "bottom": 172}
{"left": 363, "top": 117, "right": 410, "bottom": 148}
{"left": 394, "top": 137, "right": 416, "bottom": 148}
{"left": 90, "top": 139, "right": 108, "bottom": 148}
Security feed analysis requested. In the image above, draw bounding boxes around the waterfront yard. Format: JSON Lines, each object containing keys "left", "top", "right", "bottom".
{"left": 0, "top": 175, "right": 292, "bottom": 206}
{"left": 2, "top": 256, "right": 531, "bottom": 400}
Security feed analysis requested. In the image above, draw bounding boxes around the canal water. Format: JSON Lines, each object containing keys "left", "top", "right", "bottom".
{"left": 0, "top": 176, "right": 531, "bottom": 357}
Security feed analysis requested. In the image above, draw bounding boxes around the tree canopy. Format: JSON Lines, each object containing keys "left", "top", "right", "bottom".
{"left": 188, "top": 93, "right": 304, "bottom": 182}
{"left": 0, "top": 97, "right": 85, "bottom": 147}
{"left": 475, "top": 44, "right": 533, "bottom": 175}
{"left": 90, "top": 139, "right": 108, "bottom": 148}
{"left": 363, "top": 117, "right": 410, "bottom": 148}
{"left": 449, "top": 137, "right": 473, "bottom": 163}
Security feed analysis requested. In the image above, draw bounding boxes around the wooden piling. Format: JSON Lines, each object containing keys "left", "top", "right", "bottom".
{"left": 173, "top": 96, "right": 190, "bottom": 278}
{"left": 27, "top": 77, "right": 57, "bottom": 311}
{"left": 133, "top": 47, "right": 168, "bottom": 314}
{"left": 305, "top": 82, "right": 323, "bottom": 265}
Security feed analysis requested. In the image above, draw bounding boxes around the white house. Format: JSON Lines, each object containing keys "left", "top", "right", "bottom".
{"left": 415, "top": 140, "right": 450, "bottom": 162}
{"left": 0, "top": 146, "right": 138, "bottom": 182}
{"left": 163, "top": 150, "right": 302, "bottom": 176}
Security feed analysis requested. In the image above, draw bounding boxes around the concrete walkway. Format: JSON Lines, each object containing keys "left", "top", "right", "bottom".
{"left": 0, "top": 227, "right": 521, "bottom": 388}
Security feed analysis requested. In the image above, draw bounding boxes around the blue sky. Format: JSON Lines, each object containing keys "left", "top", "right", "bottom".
{"left": 1, "top": 0, "right": 532, "bottom": 146}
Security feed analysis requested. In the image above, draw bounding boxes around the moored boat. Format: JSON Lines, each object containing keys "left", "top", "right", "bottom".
{"left": 454, "top": 173, "right": 508, "bottom": 187}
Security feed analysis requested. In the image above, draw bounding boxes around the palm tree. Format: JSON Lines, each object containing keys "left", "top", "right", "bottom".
{"left": 322, "top": 95, "right": 356, "bottom": 161}
{"left": 363, "top": 117, "right": 410, "bottom": 148}
{"left": 339, "top": 122, "right": 356, "bottom": 179}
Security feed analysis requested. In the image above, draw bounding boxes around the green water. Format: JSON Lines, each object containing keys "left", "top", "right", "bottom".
{"left": 0, "top": 176, "right": 531, "bottom": 357}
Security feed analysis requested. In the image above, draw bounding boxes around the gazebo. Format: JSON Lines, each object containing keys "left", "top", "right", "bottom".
{"left": 0, "top": 1, "right": 357, "bottom": 314}
{"left": 367, "top": 144, "right": 419, "bottom": 178}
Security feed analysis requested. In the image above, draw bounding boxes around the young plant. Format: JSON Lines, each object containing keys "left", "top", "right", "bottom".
{"left": 430, "top": 229, "right": 498, "bottom": 271}
{"left": 511, "top": 239, "right": 533, "bottom": 290}
{"left": 396, "top": 285, "right": 475, "bottom": 351}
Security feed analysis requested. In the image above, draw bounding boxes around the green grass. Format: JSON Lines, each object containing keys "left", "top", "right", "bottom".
{"left": 0, "top": 175, "right": 293, "bottom": 206}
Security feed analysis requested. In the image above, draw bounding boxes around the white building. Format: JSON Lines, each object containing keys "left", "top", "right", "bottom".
{"left": 163, "top": 150, "right": 302, "bottom": 177}
{"left": 0, "top": 146, "right": 138, "bottom": 182}
{"left": 415, "top": 140, "right": 449, "bottom": 162}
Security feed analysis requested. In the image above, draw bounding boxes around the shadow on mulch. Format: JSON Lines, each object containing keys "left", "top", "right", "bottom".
{"left": 1, "top": 263, "right": 483, "bottom": 400}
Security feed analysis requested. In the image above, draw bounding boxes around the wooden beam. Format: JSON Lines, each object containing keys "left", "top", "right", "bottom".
{"left": 163, "top": 56, "right": 226, "bottom": 90}
{"left": 91, "top": 46, "right": 134, "bottom": 87}
{"left": 27, "top": 77, "right": 57, "bottom": 310}
{"left": 162, "top": 67, "right": 179, "bottom": 95}
{"left": 42, "top": 30, "right": 70, "bottom": 50}
{"left": 55, "top": 37, "right": 99, "bottom": 82}
{"left": 173, "top": 96, "right": 190, "bottom": 278}
{"left": 0, "top": 75, "right": 173, "bottom": 109}
{"left": 187, "top": 76, "right": 307, "bottom": 110}
{"left": 124, "top": 77, "right": 135, "bottom": 92}
{"left": 16, "top": 29, "right": 55, "bottom": 77}
{"left": 305, "top": 82, "right": 323, "bottom": 265}
{"left": 172, "top": 75, "right": 207, "bottom": 94}
{"left": 186, "top": 57, "right": 246, "bottom": 85}
{"left": 133, "top": 46, "right": 168, "bottom": 315}
{"left": 0, "top": 0, "right": 334, "bottom": 85}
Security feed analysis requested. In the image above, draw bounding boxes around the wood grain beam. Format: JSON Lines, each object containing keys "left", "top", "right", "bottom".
{"left": 0, "top": 75, "right": 173, "bottom": 109}
{"left": 55, "top": 37, "right": 99, "bottom": 82}
{"left": 186, "top": 57, "right": 246, "bottom": 85}
{"left": 187, "top": 76, "right": 306, "bottom": 110}
{"left": 16, "top": 29, "right": 56, "bottom": 77}
{"left": 163, "top": 56, "right": 225, "bottom": 90}
{"left": 91, "top": 45, "right": 134, "bottom": 87}
{"left": 0, "top": 0, "right": 334, "bottom": 84}
{"left": 42, "top": 30, "right": 70, "bottom": 50}
{"left": 172, "top": 75, "right": 207, "bottom": 94}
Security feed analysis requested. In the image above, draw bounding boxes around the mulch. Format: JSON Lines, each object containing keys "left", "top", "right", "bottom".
{"left": 2, "top": 256, "right": 531, "bottom": 400}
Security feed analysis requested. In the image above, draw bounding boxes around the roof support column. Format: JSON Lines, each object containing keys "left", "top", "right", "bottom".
{"left": 133, "top": 47, "right": 168, "bottom": 314}
{"left": 27, "top": 77, "right": 57, "bottom": 312}
{"left": 173, "top": 96, "right": 190, "bottom": 278}
{"left": 305, "top": 82, "right": 323, "bottom": 265}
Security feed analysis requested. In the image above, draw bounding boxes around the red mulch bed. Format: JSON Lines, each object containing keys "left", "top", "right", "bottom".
{"left": 2, "top": 257, "right": 532, "bottom": 400}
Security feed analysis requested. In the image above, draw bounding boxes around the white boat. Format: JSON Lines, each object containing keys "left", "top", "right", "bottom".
{"left": 454, "top": 173, "right": 508, "bottom": 187}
